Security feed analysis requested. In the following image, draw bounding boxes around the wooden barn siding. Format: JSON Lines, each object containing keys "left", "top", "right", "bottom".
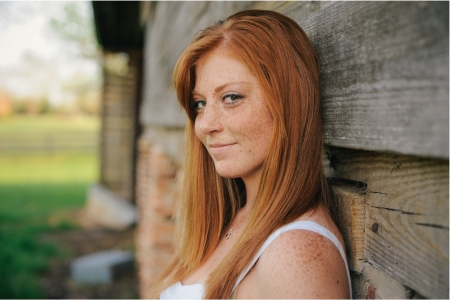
{"left": 328, "top": 147, "right": 448, "bottom": 299}
{"left": 255, "top": 1, "right": 449, "bottom": 159}
{"left": 100, "top": 51, "right": 142, "bottom": 201}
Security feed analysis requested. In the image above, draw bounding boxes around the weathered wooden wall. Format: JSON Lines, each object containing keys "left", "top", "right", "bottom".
{"left": 135, "top": 1, "right": 449, "bottom": 299}
{"left": 100, "top": 51, "right": 142, "bottom": 201}
{"left": 327, "top": 147, "right": 448, "bottom": 298}
{"left": 254, "top": 1, "right": 449, "bottom": 159}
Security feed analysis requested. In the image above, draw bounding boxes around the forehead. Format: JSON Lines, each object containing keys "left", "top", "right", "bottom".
{"left": 194, "top": 48, "right": 256, "bottom": 91}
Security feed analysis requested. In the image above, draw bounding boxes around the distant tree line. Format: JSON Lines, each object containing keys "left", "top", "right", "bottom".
{"left": 2, "top": 92, "right": 100, "bottom": 117}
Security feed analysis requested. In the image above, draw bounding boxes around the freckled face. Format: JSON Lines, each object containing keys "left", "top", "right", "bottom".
{"left": 192, "top": 48, "right": 274, "bottom": 182}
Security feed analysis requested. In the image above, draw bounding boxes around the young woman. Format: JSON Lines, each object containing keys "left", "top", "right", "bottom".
{"left": 154, "top": 10, "right": 352, "bottom": 299}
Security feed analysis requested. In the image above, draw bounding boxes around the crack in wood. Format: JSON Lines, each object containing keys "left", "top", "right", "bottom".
{"left": 369, "top": 205, "right": 422, "bottom": 215}
{"left": 367, "top": 190, "right": 389, "bottom": 195}
{"left": 328, "top": 177, "right": 368, "bottom": 191}
{"left": 414, "top": 223, "right": 449, "bottom": 230}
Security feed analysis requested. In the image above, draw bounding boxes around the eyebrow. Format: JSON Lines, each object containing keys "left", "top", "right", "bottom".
{"left": 192, "top": 81, "right": 251, "bottom": 96}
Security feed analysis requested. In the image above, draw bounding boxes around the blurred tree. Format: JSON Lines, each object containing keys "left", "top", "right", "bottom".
{"left": 50, "top": 2, "right": 101, "bottom": 61}
{"left": 11, "top": 99, "right": 27, "bottom": 115}
{"left": 48, "top": 2, "right": 102, "bottom": 115}
{"left": 62, "top": 71, "right": 101, "bottom": 116}
{"left": 38, "top": 98, "right": 52, "bottom": 114}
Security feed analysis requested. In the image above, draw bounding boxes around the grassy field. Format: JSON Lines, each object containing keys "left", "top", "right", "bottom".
{"left": 0, "top": 115, "right": 99, "bottom": 154}
{"left": 0, "top": 115, "right": 99, "bottom": 298}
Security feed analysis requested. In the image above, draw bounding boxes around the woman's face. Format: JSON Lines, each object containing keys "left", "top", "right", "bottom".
{"left": 193, "top": 48, "right": 274, "bottom": 182}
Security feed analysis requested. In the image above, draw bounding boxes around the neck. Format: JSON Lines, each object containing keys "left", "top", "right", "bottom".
{"left": 241, "top": 169, "right": 263, "bottom": 211}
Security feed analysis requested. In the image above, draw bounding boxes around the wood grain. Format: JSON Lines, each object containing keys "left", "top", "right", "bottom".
{"left": 326, "top": 147, "right": 449, "bottom": 227}
{"left": 330, "top": 182, "right": 366, "bottom": 272}
{"left": 326, "top": 146, "right": 449, "bottom": 298}
{"left": 365, "top": 199, "right": 448, "bottom": 299}
{"left": 282, "top": 2, "right": 448, "bottom": 159}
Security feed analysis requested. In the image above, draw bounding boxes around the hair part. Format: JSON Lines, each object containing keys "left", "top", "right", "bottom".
{"left": 151, "top": 10, "right": 336, "bottom": 298}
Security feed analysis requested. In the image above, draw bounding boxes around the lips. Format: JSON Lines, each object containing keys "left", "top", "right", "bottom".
{"left": 208, "top": 143, "right": 237, "bottom": 155}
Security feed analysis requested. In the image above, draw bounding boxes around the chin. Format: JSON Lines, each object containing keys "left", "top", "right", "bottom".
{"left": 213, "top": 163, "right": 241, "bottom": 179}
{"left": 213, "top": 162, "right": 260, "bottom": 179}
{"left": 215, "top": 169, "right": 240, "bottom": 179}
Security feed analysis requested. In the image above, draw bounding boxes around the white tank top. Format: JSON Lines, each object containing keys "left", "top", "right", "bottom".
{"left": 160, "top": 221, "right": 352, "bottom": 299}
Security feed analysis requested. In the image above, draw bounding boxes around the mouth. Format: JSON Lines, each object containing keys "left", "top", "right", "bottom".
{"left": 208, "top": 143, "right": 237, "bottom": 155}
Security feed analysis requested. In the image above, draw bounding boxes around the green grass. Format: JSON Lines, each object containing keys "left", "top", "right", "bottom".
{"left": 0, "top": 225, "right": 65, "bottom": 298}
{"left": 0, "top": 115, "right": 99, "bottom": 298}
{"left": 0, "top": 115, "right": 100, "bottom": 155}
{"left": 0, "top": 152, "right": 98, "bottom": 184}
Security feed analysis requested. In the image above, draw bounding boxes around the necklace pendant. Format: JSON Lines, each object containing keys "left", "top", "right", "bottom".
{"left": 226, "top": 229, "right": 233, "bottom": 239}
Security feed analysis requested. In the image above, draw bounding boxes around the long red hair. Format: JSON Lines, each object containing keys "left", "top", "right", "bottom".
{"left": 151, "top": 10, "right": 335, "bottom": 298}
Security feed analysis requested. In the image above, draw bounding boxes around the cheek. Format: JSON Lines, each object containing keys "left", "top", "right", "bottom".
{"left": 255, "top": 124, "right": 273, "bottom": 150}
{"left": 238, "top": 115, "right": 273, "bottom": 153}
{"left": 251, "top": 108, "right": 273, "bottom": 141}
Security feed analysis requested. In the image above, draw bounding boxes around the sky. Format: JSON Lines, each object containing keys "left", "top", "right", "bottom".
{"left": 0, "top": 1, "right": 101, "bottom": 105}
{"left": 0, "top": 3, "right": 54, "bottom": 68}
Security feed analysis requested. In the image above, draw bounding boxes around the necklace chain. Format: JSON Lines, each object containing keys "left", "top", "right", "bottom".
{"left": 225, "top": 215, "right": 246, "bottom": 240}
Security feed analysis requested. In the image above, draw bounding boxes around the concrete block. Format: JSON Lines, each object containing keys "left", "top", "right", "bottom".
{"left": 85, "top": 184, "right": 138, "bottom": 230}
{"left": 71, "top": 250, "right": 134, "bottom": 284}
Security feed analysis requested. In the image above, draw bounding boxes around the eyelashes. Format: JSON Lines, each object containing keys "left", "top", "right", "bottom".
{"left": 190, "top": 93, "right": 244, "bottom": 111}
{"left": 222, "top": 93, "right": 244, "bottom": 104}
{"left": 190, "top": 100, "right": 206, "bottom": 110}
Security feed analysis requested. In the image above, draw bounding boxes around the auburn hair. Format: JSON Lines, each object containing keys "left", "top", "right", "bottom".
{"left": 151, "top": 10, "right": 336, "bottom": 298}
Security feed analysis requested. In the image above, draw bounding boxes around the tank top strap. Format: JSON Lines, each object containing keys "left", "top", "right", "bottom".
{"left": 231, "top": 221, "right": 352, "bottom": 298}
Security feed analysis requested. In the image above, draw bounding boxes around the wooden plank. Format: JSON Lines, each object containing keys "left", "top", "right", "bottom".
{"left": 365, "top": 200, "right": 448, "bottom": 299}
{"left": 252, "top": 1, "right": 335, "bottom": 22}
{"left": 326, "top": 147, "right": 449, "bottom": 227}
{"left": 326, "top": 146, "right": 449, "bottom": 298}
{"left": 330, "top": 181, "right": 366, "bottom": 272}
{"left": 287, "top": 2, "right": 449, "bottom": 159}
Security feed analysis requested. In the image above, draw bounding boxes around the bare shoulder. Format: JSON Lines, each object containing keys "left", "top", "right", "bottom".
{"left": 254, "top": 228, "right": 350, "bottom": 298}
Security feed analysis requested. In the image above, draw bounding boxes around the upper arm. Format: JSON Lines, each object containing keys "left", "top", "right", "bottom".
{"left": 254, "top": 230, "right": 350, "bottom": 299}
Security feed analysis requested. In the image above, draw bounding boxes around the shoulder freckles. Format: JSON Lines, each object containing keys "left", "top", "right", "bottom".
{"left": 259, "top": 229, "right": 337, "bottom": 273}
{"left": 255, "top": 230, "right": 349, "bottom": 298}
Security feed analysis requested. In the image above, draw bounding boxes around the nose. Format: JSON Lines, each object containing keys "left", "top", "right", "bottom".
{"left": 195, "top": 102, "right": 223, "bottom": 136}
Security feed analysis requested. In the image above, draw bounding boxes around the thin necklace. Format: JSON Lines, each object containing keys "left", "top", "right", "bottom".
{"left": 225, "top": 223, "right": 242, "bottom": 239}
{"left": 225, "top": 228, "right": 234, "bottom": 239}
{"left": 225, "top": 213, "right": 246, "bottom": 240}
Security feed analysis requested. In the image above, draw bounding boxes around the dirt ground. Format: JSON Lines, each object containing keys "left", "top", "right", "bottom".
{"left": 39, "top": 227, "right": 140, "bottom": 299}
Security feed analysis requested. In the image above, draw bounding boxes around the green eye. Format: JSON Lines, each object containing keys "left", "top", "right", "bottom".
{"left": 223, "top": 93, "right": 243, "bottom": 104}
{"left": 190, "top": 100, "right": 206, "bottom": 110}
